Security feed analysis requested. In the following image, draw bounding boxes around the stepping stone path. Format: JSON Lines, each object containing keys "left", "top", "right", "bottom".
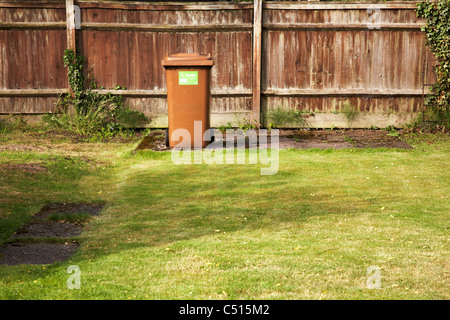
{"left": 0, "top": 203, "right": 103, "bottom": 265}
{"left": 0, "top": 243, "right": 80, "bottom": 265}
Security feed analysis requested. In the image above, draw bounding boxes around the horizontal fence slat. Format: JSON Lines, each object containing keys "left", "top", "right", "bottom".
{"left": 263, "top": 2, "right": 421, "bottom": 10}
{"left": 0, "top": 88, "right": 253, "bottom": 97}
{"left": 262, "top": 89, "right": 429, "bottom": 97}
{"left": 91, "top": 89, "right": 252, "bottom": 97}
{"left": 77, "top": 1, "right": 253, "bottom": 11}
{"left": 0, "top": 89, "right": 69, "bottom": 96}
{"left": 0, "top": 1, "right": 65, "bottom": 9}
{"left": 0, "top": 22, "right": 66, "bottom": 29}
{"left": 80, "top": 22, "right": 252, "bottom": 32}
{"left": 1, "top": 22, "right": 423, "bottom": 32}
{"left": 263, "top": 23, "right": 423, "bottom": 31}
{"left": 0, "top": 1, "right": 420, "bottom": 10}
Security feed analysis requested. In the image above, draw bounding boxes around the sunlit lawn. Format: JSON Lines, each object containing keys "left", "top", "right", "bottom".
{"left": 0, "top": 130, "right": 448, "bottom": 299}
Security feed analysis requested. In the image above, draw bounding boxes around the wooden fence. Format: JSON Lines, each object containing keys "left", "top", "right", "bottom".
{"left": 0, "top": 0, "right": 437, "bottom": 128}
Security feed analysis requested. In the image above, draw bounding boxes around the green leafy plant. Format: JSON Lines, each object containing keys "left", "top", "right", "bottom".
{"left": 416, "top": 0, "right": 450, "bottom": 126}
{"left": 404, "top": 115, "right": 448, "bottom": 133}
{"left": 385, "top": 125, "right": 396, "bottom": 132}
{"left": 0, "top": 115, "right": 30, "bottom": 133}
{"left": 266, "top": 107, "right": 307, "bottom": 128}
{"left": 63, "top": 49, "right": 84, "bottom": 104}
{"left": 45, "top": 49, "right": 150, "bottom": 138}
{"left": 236, "top": 116, "right": 258, "bottom": 132}
{"left": 0, "top": 119, "right": 6, "bottom": 134}
{"left": 217, "top": 122, "right": 234, "bottom": 132}
{"left": 342, "top": 103, "right": 358, "bottom": 127}
{"left": 343, "top": 135, "right": 357, "bottom": 146}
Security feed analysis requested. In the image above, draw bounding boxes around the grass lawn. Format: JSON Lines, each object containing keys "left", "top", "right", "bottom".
{"left": 0, "top": 129, "right": 448, "bottom": 300}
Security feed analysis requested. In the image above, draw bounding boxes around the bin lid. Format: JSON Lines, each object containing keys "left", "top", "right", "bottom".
{"left": 162, "top": 53, "right": 214, "bottom": 67}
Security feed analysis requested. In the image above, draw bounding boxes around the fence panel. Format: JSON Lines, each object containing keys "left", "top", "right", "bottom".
{"left": 0, "top": 1, "right": 438, "bottom": 128}
{"left": 77, "top": 1, "right": 253, "bottom": 127}
{"left": 0, "top": 1, "right": 67, "bottom": 113}
{"left": 261, "top": 1, "right": 435, "bottom": 128}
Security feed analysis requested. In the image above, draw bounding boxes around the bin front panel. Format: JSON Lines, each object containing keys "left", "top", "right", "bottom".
{"left": 166, "top": 66, "right": 211, "bottom": 148}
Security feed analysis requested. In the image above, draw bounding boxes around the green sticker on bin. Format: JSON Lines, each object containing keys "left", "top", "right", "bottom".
{"left": 178, "top": 71, "right": 198, "bottom": 85}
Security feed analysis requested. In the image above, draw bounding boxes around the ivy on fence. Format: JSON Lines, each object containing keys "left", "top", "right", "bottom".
{"left": 416, "top": 0, "right": 450, "bottom": 125}
{"left": 44, "top": 49, "right": 149, "bottom": 138}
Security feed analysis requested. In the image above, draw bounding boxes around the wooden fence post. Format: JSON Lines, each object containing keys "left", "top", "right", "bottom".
{"left": 65, "top": 0, "right": 76, "bottom": 52}
{"left": 65, "top": 0, "right": 76, "bottom": 95}
{"left": 252, "top": 0, "right": 262, "bottom": 126}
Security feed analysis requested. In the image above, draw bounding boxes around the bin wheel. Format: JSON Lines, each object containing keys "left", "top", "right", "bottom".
{"left": 211, "top": 134, "right": 215, "bottom": 143}
{"left": 165, "top": 128, "right": 169, "bottom": 147}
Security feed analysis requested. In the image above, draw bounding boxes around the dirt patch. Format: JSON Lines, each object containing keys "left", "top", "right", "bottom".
{"left": 0, "top": 144, "right": 48, "bottom": 153}
{"left": 0, "top": 163, "right": 47, "bottom": 173}
{"left": 0, "top": 243, "right": 79, "bottom": 266}
{"left": 135, "top": 130, "right": 170, "bottom": 151}
{"left": 26, "top": 130, "right": 83, "bottom": 144}
{"left": 0, "top": 203, "right": 103, "bottom": 265}
{"left": 33, "top": 203, "right": 104, "bottom": 220}
{"left": 339, "top": 130, "right": 412, "bottom": 149}
{"left": 10, "top": 221, "right": 83, "bottom": 239}
{"left": 135, "top": 129, "right": 412, "bottom": 151}
{"left": 282, "top": 129, "right": 413, "bottom": 149}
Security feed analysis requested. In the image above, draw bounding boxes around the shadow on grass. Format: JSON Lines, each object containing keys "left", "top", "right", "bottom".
{"left": 75, "top": 148, "right": 373, "bottom": 261}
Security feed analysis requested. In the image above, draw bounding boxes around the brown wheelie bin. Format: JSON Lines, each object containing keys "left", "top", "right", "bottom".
{"left": 162, "top": 53, "right": 214, "bottom": 148}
